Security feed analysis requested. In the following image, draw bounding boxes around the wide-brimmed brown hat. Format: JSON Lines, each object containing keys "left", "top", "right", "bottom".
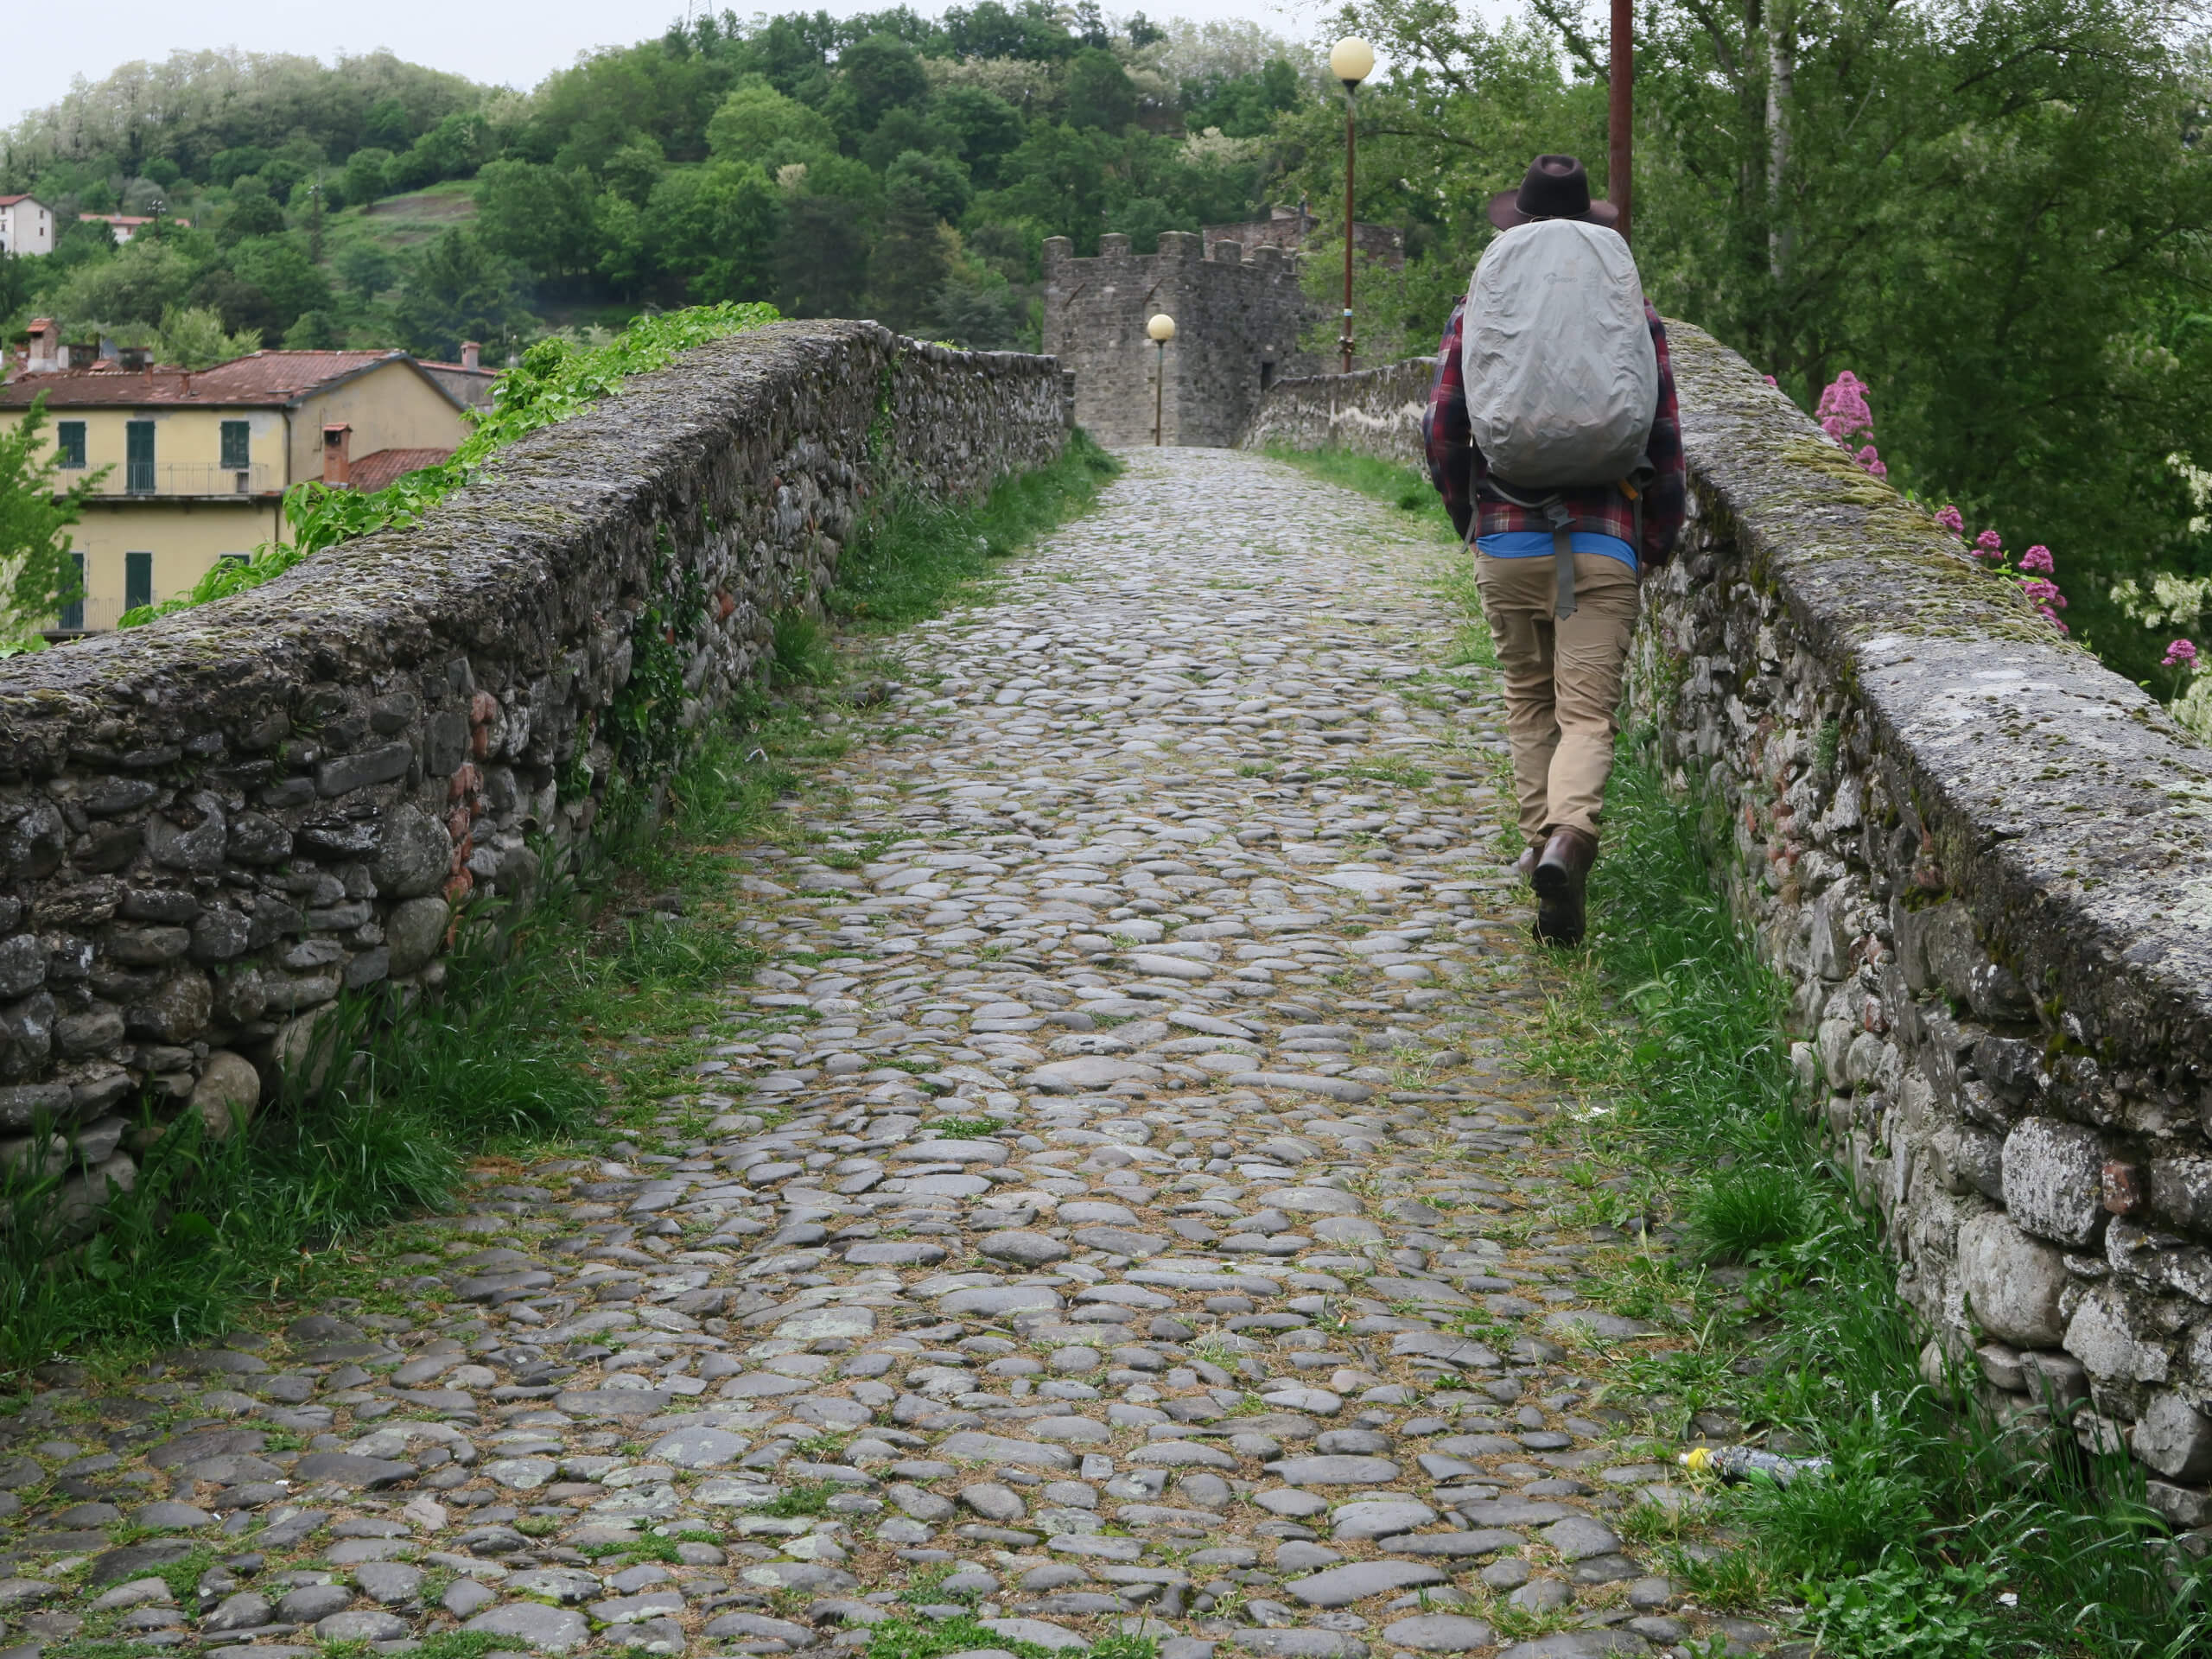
{"left": 1488, "top": 154, "right": 1619, "bottom": 230}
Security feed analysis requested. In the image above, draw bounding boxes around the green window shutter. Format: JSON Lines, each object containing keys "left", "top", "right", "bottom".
{"left": 125, "top": 421, "right": 155, "bottom": 493}
{"left": 56, "top": 422, "right": 86, "bottom": 468}
{"left": 58, "top": 554, "right": 84, "bottom": 632}
{"left": 125, "top": 552, "right": 153, "bottom": 613}
{"left": 220, "top": 421, "right": 250, "bottom": 470}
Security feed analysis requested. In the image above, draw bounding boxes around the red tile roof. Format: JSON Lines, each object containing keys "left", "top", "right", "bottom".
{"left": 347, "top": 447, "right": 454, "bottom": 493}
{"left": 0, "top": 350, "right": 421, "bottom": 409}
{"left": 0, "top": 195, "right": 40, "bottom": 208}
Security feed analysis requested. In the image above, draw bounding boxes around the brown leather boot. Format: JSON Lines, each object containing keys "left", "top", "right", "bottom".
{"left": 1533, "top": 825, "right": 1598, "bottom": 946}
{"left": 1515, "top": 843, "right": 1542, "bottom": 886}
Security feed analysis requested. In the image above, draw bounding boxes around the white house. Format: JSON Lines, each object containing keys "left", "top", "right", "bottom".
{"left": 0, "top": 196, "right": 54, "bottom": 257}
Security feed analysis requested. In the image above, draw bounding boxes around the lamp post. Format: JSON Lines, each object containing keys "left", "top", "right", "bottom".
{"left": 1147, "top": 313, "right": 1175, "bottom": 446}
{"left": 1330, "top": 36, "right": 1375, "bottom": 374}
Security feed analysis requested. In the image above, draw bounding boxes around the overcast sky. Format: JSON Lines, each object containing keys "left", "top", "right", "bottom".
{"left": 1, "top": 0, "right": 1357, "bottom": 130}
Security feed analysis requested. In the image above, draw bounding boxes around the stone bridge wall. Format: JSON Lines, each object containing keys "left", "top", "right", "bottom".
{"left": 0, "top": 320, "right": 1065, "bottom": 1213}
{"left": 1245, "top": 331, "right": 2212, "bottom": 1529}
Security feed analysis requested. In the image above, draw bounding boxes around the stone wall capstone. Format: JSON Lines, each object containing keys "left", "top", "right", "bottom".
{"left": 0, "top": 320, "right": 1065, "bottom": 1217}
{"left": 1243, "top": 327, "right": 2212, "bottom": 1530}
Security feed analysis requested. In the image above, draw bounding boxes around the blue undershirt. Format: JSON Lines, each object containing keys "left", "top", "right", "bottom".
{"left": 1477, "top": 529, "right": 1637, "bottom": 572}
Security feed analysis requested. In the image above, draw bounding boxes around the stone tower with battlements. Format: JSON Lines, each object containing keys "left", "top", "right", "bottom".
{"left": 1042, "top": 231, "right": 1323, "bottom": 448}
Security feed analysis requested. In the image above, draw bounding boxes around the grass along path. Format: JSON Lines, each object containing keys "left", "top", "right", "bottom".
{"left": 0, "top": 435, "right": 1118, "bottom": 1380}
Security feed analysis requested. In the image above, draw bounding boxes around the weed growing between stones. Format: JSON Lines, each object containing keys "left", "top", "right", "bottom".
{"left": 0, "top": 430, "right": 1117, "bottom": 1377}
{"left": 1516, "top": 754, "right": 2212, "bottom": 1656}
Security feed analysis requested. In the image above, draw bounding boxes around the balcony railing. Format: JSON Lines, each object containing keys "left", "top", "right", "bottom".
{"left": 48, "top": 596, "right": 129, "bottom": 636}
{"left": 98, "top": 462, "right": 279, "bottom": 497}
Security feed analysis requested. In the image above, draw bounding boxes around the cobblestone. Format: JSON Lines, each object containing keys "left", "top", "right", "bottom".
{"left": 0, "top": 451, "right": 1758, "bottom": 1659}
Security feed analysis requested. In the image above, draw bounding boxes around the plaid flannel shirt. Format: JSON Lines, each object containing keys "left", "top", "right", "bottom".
{"left": 1421, "top": 296, "right": 1686, "bottom": 566}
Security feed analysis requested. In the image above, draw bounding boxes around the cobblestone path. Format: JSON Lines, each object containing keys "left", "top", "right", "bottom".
{"left": 0, "top": 452, "right": 1764, "bottom": 1659}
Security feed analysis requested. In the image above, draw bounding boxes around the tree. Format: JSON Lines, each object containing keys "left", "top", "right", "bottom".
{"left": 217, "top": 177, "right": 287, "bottom": 245}
{"left": 156, "top": 304, "right": 263, "bottom": 369}
{"left": 0, "top": 254, "right": 34, "bottom": 322}
{"left": 836, "top": 34, "right": 931, "bottom": 130}
{"left": 886, "top": 150, "right": 973, "bottom": 224}
{"left": 388, "top": 111, "right": 492, "bottom": 193}
{"left": 976, "top": 123, "right": 1112, "bottom": 248}
{"left": 224, "top": 236, "right": 334, "bottom": 336}
{"left": 473, "top": 160, "right": 597, "bottom": 281}
{"left": 931, "top": 262, "right": 1026, "bottom": 348}
{"left": 342, "top": 147, "right": 393, "bottom": 207}
{"left": 335, "top": 241, "right": 397, "bottom": 301}
{"left": 1065, "top": 48, "right": 1137, "bottom": 130}
{"left": 645, "top": 162, "right": 782, "bottom": 302}
{"left": 282, "top": 309, "right": 343, "bottom": 348}
{"left": 931, "top": 86, "right": 1026, "bottom": 187}
{"left": 601, "top": 138, "right": 667, "bottom": 206}
{"left": 207, "top": 146, "right": 270, "bottom": 187}
{"left": 773, "top": 195, "right": 868, "bottom": 318}
{"left": 705, "top": 77, "right": 838, "bottom": 163}
{"left": 0, "top": 397, "right": 106, "bottom": 645}
{"left": 594, "top": 190, "right": 652, "bottom": 296}
{"left": 391, "top": 228, "right": 533, "bottom": 359}
{"left": 54, "top": 238, "right": 197, "bottom": 327}
{"left": 868, "top": 178, "right": 951, "bottom": 332}
{"left": 1182, "top": 59, "right": 1302, "bottom": 137}
{"left": 363, "top": 96, "right": 415, "bottom": 149}
{"left": 942, "top": 1, "right": 1078, "bottom": 63}
{"left": 0, "top": 49, "right": 480, "bottom": 188}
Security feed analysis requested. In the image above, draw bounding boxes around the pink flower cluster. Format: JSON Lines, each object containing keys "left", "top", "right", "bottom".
{"left": 1933, "top": 511, "right": 2069, "bottom": 632}
{"left": 1814, "top": 372, "right": 1885, "bottom": 480}
{"left": 1817, "top": 371, "right": 1874, "bottom": 446}
{"left": 2165, "top": 639, "right": 2199, "bottom": 670}
{"left": 1810, "top": 371, "right": 2073, "bottom": 639}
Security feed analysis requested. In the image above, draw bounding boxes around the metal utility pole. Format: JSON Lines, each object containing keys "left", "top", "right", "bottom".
{"left": 1609, "top": 0, "right": 1634, "bottom": 242}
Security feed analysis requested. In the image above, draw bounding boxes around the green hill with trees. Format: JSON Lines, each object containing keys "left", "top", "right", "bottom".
{"left": 0, "top": 9, "right": 1316, "bottom": 363}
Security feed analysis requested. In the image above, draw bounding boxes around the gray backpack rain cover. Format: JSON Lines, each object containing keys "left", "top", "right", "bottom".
{"left": 1462, "top": 219, "right": 1658, "bottom": 491}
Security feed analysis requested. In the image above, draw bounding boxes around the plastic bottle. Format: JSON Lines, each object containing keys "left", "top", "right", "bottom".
{"left": 1679, "top": 1445, "right": 1831, "bottom": 1485}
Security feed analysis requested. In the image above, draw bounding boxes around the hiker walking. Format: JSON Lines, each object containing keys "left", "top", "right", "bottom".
{"left": 1422, "top": 154, "right": 1685, "bottom": 946}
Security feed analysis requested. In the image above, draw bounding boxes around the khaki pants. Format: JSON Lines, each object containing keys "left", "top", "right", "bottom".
{"left": 1474, "top": 551, "right": 1642, "bottom": 848}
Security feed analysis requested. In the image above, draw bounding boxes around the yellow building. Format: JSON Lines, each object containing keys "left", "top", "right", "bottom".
{"left": 0, "top": 332, "right": 478, "bottom": 632}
